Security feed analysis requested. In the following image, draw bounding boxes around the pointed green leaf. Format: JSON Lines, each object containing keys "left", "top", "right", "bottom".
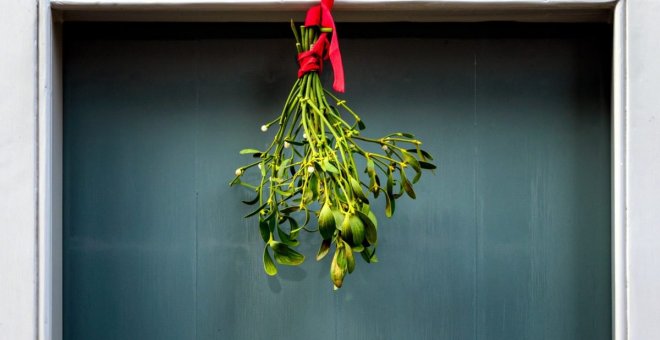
{"left": 419, "top": 161, "right": 436, "bottom": 170}
{"left": 333, "top": 210, "right": 345, "bottom": 228}
{"left": 368, "top": 210, "right": 378, "bottom": 229}
{"left": 349, "top": 214, "right": 365, "bottom": 245}
{"left": 403, "top": 181, "right": 416, "bottom": 199}
{"left": 277, "top": 158, "right": 291, "bottom": 179}
{"left": 345, "top": 241, "right": 355, "bottom": 273}
{"left": 280, "top": 206, "right": 300, "bottom": 215}
{"left": 401, "top": 171, "right": 416, "bottom": 199}
{"left": 277, "top": 225, "right": 299, "bottom": 247}
{"left": 263, "top": 247, "right": 277, "bottom": 276}
{"left": 386, "top": 169, "right": 394, "bottom": 196}
{"left": 340, "top": 214, "right": 353, "bottom": 244}
{"left": 318, "top": 203, "right": 336, "bottom": 240}
{"left": 412, "top": 170, "right": 422, "bottom": 184}
{"left": 322, "top": 159, "right": 339, "bottom": 174}
{"left": 271, "top": 242, "right": 305, "bottom": 266}
{"left": 316, "top": 239, "right": 331, "bottom": 261}
{"left": 239, "top": 148, "right": 261, "bottom": 155}
{"left": 360, "top": 247, "right": 374, "bottom": 263}
{"left": 241, "top": 192, "right": 260, "bottom": 205}
{"left": 244, "top": 203, "right": 268, "bottom": 218}
{"left": 356, "top": 211, "right": 377, "bottom": 245}
{"left": 258, "top": 218, "right": 270, "bottom": 243}
{"left": 331, "top": 244, "right": 347, "bottom": 288}
{"left": 403, "top": 152, "right": 421, "bottom": 174}
{"left": 349, "top": 177, "right": 367, "bottom": 202}
{"left": 385, "top": 192, "right": 395, "bottom": 218}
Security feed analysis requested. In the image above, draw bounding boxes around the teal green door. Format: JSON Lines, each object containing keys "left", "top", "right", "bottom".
{"left": 64, "top": 23, "right": 612, "bottom": 339}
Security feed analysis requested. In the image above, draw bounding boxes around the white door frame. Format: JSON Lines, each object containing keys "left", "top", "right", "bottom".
{"left": 36, "top": 1, "right": 627, "bottom": 339}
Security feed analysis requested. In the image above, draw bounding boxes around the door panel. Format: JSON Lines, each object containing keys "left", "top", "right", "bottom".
{"left": 64, "top": 23, "right": 611, "bottom": 340}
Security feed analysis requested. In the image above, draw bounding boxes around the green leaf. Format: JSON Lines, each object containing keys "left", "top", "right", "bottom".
{"left": 277, "top": 225, "right": 300, "bottom": 247}
{"left": 356, "top": 211, "right": 377, "bottom": 245}
{"left": 366, "top": 158, "right": 375, "bottom": 177}
{"left": 349, "top": 177, "right": 367, "bottom": 202}
{"left": 349, "top": 214, "right": 365, "bottom": 246}
{"left": 244, "top": 202, "right": 268, "bottom": 218}
{"left": 241, "top": 192, "right": 260, "bottom": 205}
{"left": 345, "top": 241, "right": 355, "bottom": 274}
{"left": 280, "top": 206, "right": 300, "bottom": 215}
{"left": 340, "top": 213, "right": 353, "bottom": 244}
{"left": 403, "top": 152, "right": 421, "bottom": 174}
{"left": 285, "top": 216, "right": 300, "bottom": 239}
{"left": 368, "top": 210, "right": 378, "bottom": 228}
{"left": 263, "top": 247, "right": 277, "bottom": 276}
{"left": 397, "top": 132, "right": 415, "bottom": 138}
{"left": 277, "top": 158, "right": 291, "bottom": 179}
{"left": 258, "top": 218, "right": 270, "bottom": 243}
{"left": 331, "top": 244, "right": 347, "bottom": 288}
{"left": 284, "top": 139, "right": 305, "bottom": 146}
{"left": 271, "top": 242, "right": 305, "bottom": 266}
{"left": 385, "top": 192, "right": 395, "bottom": 218}
{"left": 412, "top": 170, "right": 422, "bottom": 184}
{"left": 420, "top": 149, "right": 434, "bottom": 161}
{"left": 239, "top": 148, "right": 261, "bottom": 155}
{"left": 333, "top": 210, "right": 345, "bottom": 228}
{"left": 316, "top": 239, "right": 331, "bottom": 261}
{"left": 406, "top": 148, "right": 434, "bottom": 161}
{"left": 318, "top": 203, "right": 336, "bottom": 240}
{"left": 401, "top": 171, "right": 416, "bottom": 199}
{"left": 360, "top": 247, "right": 376, "bottom": 263}
{"left": 419, "top": 161, "right": 436, "bottom": 170}
{"left": 386, "top": 169, "right": 394, "bottom": 196}
{"left": 322, "top": 159, "right": 339, "bottom": 174}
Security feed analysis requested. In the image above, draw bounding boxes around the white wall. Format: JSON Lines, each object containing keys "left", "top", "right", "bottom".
{"left": 627, "top": 0, "right": 660, "bottom": 338}
{"left": 0, "top": 0, "right": 659, "bottom": 339}
{"left": 0, "top": 0, "right": 38, "bottom": 339}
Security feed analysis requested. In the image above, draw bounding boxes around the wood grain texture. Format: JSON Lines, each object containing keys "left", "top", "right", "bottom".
{"left": 63, "top": 22, "right": 611, "bottom": 340}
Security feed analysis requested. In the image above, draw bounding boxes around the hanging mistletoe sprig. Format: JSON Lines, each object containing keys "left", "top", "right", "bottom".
{"left": 231, "top": 0, "right": 435, "bottom": 289}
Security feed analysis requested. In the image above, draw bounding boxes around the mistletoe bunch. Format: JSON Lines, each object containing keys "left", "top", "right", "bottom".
{"left": 231, "top": 22, "right": 435, "bottom": 289}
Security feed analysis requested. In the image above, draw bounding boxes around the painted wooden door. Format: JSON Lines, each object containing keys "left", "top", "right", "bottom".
{"left": 64, "top": 23, "right": 612, "bottom": 340}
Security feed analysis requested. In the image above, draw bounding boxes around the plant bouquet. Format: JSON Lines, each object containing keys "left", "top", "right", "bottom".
{"left": 231, "top": 0, "right": 435, "bottom": 289}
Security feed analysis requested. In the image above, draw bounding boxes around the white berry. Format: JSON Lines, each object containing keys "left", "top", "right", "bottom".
{"left": 307, "top": 166, "right": 315, "bottom": 173}
{"left": 381, "top": 144, "right": 389, "bottom": 151}
{"left": 235, "top": 168, "right": 243, "bottom": 176}
{"left": 261, "top": 125, "right": 268, "bottom": 132}
{"left": 303, "top": 133, "right": 308, "bottom": 139}
{"left": 284, "top": 141, "right": 291, "bottom": 148}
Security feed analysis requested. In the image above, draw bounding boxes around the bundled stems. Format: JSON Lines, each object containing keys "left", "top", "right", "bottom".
{"left": 231, "top": 22, "right": 436, "bottom": 289}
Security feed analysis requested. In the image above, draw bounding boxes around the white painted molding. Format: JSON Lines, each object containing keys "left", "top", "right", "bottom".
{"left": 51, "top": 0, "right": 618, "bottom": 22}
{"left": 0, "top": 1, "right": 38, "bottom": 339}
{"left": 612, "top": 0, "right": 627, "bottom": 339}
{"left": 626, "top": 0, "right": 660, "bottom": 338}
{"left": 50, "top": 0, "right": 618, "bottom": 10}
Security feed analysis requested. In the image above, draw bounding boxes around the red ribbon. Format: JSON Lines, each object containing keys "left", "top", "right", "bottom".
{"left": 297, "top": 0, "right": 345, "bottom": 93}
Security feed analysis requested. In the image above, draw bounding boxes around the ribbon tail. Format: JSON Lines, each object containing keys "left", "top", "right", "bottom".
{"left": 328, "top": 32, "right": 344, "bottom": 93}
{"left": 321, "top": 5, "right": 344, "bottom": 93}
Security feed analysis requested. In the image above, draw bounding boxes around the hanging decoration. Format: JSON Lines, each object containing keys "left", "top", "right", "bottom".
{"left": 231, "top": 0, "right": 436, "bottom": 289}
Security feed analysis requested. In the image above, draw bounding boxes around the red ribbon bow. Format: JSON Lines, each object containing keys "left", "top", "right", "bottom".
{"left": 297, "top": 0, "right": 345, "bottom": 93}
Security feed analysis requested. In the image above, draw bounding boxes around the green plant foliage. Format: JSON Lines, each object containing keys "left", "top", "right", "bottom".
{"left": 231, "top": 22, "right": 435, "bottom": 289}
